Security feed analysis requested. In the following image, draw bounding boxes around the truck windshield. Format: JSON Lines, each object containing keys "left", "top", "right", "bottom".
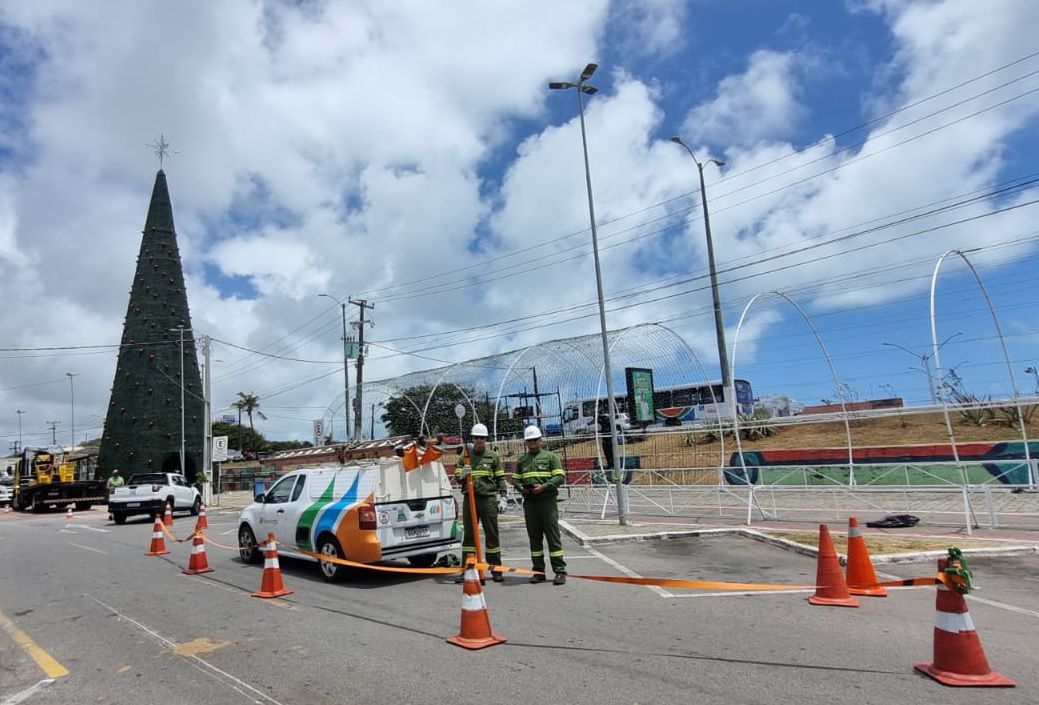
{"left": 127, "top": 473, "right": 167, "bottom": 485}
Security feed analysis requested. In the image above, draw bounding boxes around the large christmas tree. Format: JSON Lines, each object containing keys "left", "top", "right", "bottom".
{"left": 96, "top": 170, "right": 204, "bottom": 483}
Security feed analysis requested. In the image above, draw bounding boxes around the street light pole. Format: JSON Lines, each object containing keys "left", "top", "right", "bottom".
{"left": 549, "top": 63, "right": 628, "bottom": 525}
{"left": 65, "top": 373, "right": 78, "bottom": 450}
{"left": 170, "top": 327, "right": 190, "bottom": 475}
{"left": 319, "top": 294, "right": 350, "bottom": 441}
{"left": 670, "top": 137, "right": 730, "bottom": 409}
{"left": 883, "top": 333, "right": 961, "bottom": 404}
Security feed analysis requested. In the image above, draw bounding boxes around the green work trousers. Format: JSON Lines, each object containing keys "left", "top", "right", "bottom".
{"left": 461, "top": 493, "right": 502, "bottom": 566}
{"left": 522, "top": 495, "right": 566, "bottom": 574}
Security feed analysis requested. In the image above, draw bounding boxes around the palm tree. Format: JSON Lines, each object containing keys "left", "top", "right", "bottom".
{"left": 232, "top": 392, "right": 266, "bottom": 433}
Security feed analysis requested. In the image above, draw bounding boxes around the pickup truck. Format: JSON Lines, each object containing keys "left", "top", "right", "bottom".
{"left": 108, "top": 472, "right": 201, "bottom": 524}
{"left": 238, "top": 457, "right": 459, "bottom": 582}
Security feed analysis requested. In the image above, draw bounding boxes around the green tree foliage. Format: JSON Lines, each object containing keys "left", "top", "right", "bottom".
{"left": 210, "top": 421, "right": 312, "bottom": 454}
{"left": 231, "top": 391, "right": 266, "bottom": 431}
{"left": 381, "top": 385, "right": 522, "bottom": 438}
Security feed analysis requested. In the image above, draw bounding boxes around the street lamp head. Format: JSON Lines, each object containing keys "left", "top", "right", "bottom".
{"left": 580, "top": 85, "right": 598, "bottom": 95}
{"left": 669, "top": 136, "right": 685, "bottom": 144}
{"left": 548, "top": 81, "right": 572, "bottom": 90}
{"left": 580, "top": 63, "right": 597, "bottom": 80}
{"left": 1027, "top": 366, "right": 1036, "bottom": 374}
{"left": 709, "top": 158, "right": 726, "bottom": 167}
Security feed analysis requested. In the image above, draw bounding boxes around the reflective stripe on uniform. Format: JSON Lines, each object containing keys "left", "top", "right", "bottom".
{"left": 549, "top": 550, "right": 564, "bottom": 557}
{"left": 485, "top": 546, "right": 501, "bottom": 553}
{"left": 530, "top": 551, "right": 544, "bottom": 557}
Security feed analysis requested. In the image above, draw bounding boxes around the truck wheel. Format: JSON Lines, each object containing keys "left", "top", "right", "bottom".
{"left": 75, "top": 502, "right": 91, "bottom": 512}
{"left": 407, "top": 553, "right": 438, "bottom": 568}
{"left": 190, "top": 498, "right": 201, "bottom": 516}
{"left": 30, "top": 495, "right": 43, "bottom": 513}
{"left": 238, "top": 525, "right": 262, "bottom": 564}
{"left": 113, "top": 513, "right": 127, "bottom": 525}
{"left": 317, "top": 535, "right": 349, "bottom": 583}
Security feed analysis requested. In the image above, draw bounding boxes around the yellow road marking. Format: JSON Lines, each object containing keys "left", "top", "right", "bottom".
{"left": 0, "top": 609, "right": 70, "bottom": 678}
{"left": 68, "top": 542, "right": 108, "bottom": 555}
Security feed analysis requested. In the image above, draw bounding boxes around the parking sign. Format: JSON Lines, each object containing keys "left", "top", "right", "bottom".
{"left": 212, "top": 436, "right": 229, "bottom": 462}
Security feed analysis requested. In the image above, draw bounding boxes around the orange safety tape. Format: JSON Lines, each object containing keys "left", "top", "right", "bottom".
{"left": 159, "top": 523, "right": 192, "bottom": 544}
{"left": 199, "top": 533, "right": 245, "bottom": 552}
{"left": 297, "top": 548, "right": 463, "bottom": 575}
{"left": 565, "top": 573, "right": 814, "bottom": 591}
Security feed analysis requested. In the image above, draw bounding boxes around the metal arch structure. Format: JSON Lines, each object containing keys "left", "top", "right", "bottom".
{"left": 419, "top": 364, "right": 480, "bottom": 438}
{"left": 589, "top": 322, "right": 727, "bottom": 478}
{"left": 929, "top": 249, "right": 1035, "bottom": 503}
{"left": 361, "top": 382, "right": 427, "bottom": 438}
{"left": 491, "top": 339, "right": 596, "bottom": 440}
{"left": 731, "top": 291, "right": 855, "bottom": 524}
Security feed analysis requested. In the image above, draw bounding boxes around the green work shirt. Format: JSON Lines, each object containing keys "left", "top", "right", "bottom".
{"left": 512, "top": 449, "right": 565, "bottom": 498}
{"left": 455, "top": 448, "right": 506, "bottom": 496}
{"left": 107, "top": 475, "right": 125, "bottom": 489}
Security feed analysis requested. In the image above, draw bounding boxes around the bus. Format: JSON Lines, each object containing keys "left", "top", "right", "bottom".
{"left": 561, "top": 379, "right": 754, "bottom": 435}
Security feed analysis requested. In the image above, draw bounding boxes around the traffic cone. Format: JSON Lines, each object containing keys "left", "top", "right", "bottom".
{"left": 846, "top": 517, "right": 886, "bottom": 597}
{"left": 914, "top": 558, "right": 1015, "bottom": 687}
{"left": 251, "top": 533, "right": 293, "bottom": 599}
{"left": 807, "top": 524, "right": 859, "bottom": 607}
{"left": 163, "top": 503, "right": 174, "bottom": 527}
{"left": 402, "top": 443, "right": 420, "bottom": 471}
{"left": 145, "top": 517, "right": 170, "bottom": 556}
{"left": 65, "top": 506, "right": 73, "bottom": 522}
{"left": 195, "top": 504, "right": 209, "bottom": 531}
{"left": 446, "top": 563, "right": 507, "bottom": 650}
{"left": 183, "top": 533, "right": 214, "bottom": 575}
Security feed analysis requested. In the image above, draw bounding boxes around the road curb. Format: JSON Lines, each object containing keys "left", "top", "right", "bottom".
{"left": 559, "top": 520, "right": 1039, "bottom": 564}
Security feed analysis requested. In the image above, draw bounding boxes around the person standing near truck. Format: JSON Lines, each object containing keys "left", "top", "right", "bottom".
{"left": 106, "top": 468, "right": 125, "bottom": 490}
{"left": 513, "top": 425, "right": 567, "bottom": 585}
{"left": 455, "top": 423, "right": 508, "bottom": 583}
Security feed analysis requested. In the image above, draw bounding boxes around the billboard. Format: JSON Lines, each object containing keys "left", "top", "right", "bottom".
{"left": 625, "top": 367, "right": 655, "bottom": 426}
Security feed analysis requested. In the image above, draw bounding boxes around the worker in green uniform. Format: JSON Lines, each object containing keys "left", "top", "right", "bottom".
{"left": 106, "top": 469, "right": 125, "bottom": 490}
{"left": 513, "top": 425, "right": 567, "bottom": 585}
{"left": 455, "top": 423, "right": 508, "bottom": 583}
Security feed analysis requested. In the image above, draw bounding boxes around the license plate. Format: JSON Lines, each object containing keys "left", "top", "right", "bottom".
{"left": 127, "top": 503, "right": 140, "bottom": 508}
{"left": 405, "top": 525, "right": 429, "bottom": 539}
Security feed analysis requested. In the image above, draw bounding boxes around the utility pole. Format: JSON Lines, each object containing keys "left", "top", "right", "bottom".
{"left": 47, "top": 420, "right": 60, "bottom": 446}
{"left": 349, "top": 297, "right": 375, "bottom": 441}
{"left": 202, "top": 335, "right": 212, "bottom": 503}
{"left": 16, "top": 410, "right": 25, "bottom": 454}
{"left": 319, "top": 294, "right": 351, "bottom": 441}
{"left": 66, "top": 373, "right": 78, "bottom": 450}
{"left": 171, "top": 326, "right": 190, "bottom": 476}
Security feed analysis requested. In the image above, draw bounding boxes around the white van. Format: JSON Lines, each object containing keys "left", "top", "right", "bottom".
{"left": 237, "top": 458, "right": 459, "bottom": 582}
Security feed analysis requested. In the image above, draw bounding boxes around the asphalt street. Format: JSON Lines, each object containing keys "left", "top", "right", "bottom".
{"left": 1, "top": 506, "right": 1036, "bottom": 705}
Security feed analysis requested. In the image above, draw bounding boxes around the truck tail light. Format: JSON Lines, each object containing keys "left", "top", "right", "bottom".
{"left": 357, "top": 504, "right": 377, "bottom": 530}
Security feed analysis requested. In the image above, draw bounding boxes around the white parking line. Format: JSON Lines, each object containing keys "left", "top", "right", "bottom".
{"left": 1, "top": 679, "right": 54, "bottom": 705}
{"left": 582, "top": 546, "right": 670, "bottom": 598}
{"left": 89, "top": 596, "right": 286, "bottom": 705}
{"left": 877, "top": 570, "right": 1039, "bottom": 619}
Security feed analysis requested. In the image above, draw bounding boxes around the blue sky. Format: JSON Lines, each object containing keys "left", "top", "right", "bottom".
{"left": 0, "top": 0, "right": 1038, "bottom": 444}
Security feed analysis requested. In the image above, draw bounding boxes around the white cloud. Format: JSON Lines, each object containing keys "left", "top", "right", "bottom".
{"left": 683, "top": 49, "right": 806, "bottom": 147}
{"left": 610, "top": 0, "right": 689, "bottom": 58}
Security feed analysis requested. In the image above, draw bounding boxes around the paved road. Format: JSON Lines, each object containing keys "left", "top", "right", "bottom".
{"left": 1, "top": 507, "right": 1035, "bottom": 704}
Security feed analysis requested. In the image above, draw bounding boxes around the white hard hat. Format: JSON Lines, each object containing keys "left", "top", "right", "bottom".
{"left": 523, "top": 425, "right": 542, "bottom": 441}
{"left": 470, "top": 423, "right": 489, "bottom": 437}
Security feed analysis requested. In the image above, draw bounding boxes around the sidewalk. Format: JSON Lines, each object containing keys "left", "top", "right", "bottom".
{"left": 560, "top": 514, "right": 1039, "bottom": 563}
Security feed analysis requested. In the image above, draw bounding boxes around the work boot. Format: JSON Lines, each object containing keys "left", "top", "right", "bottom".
{"left": 553, "top": 572, "right": 567, "bottom": 586}
{"left": 529, "top": 573, "right": 546, "bottom": 584}
{"left": 491, "top": 570, "right": 504, "bottom": 583}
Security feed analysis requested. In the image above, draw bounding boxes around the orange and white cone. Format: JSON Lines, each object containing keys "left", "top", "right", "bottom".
{"left": 65, "top": 506, "right": 73, "bottom": 522}
{"left": 446, "top": 563, "right": 506, "bottom": 650}
{"left": 251, "top": 533, "right": 293, "bottom": 599}
{"left": 196, "top": 504, "right": 209, "bottom": 531}
{"left": 183, "top": 533, "right": 214, "bottom": 575}
{"left": 145, "top": 517, "right": 170, "bottom": 556}
{"left": 914, "top": 558, "right": 1015, "bottom": 687}
{"left": 845, "top": 517, "right": 886, "bottom": 597}
{"left": 163, "top": 503, "right": 174, "bottom": 527}
{"left": 808, "top": 524, "right": 859, "bottom": 607}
